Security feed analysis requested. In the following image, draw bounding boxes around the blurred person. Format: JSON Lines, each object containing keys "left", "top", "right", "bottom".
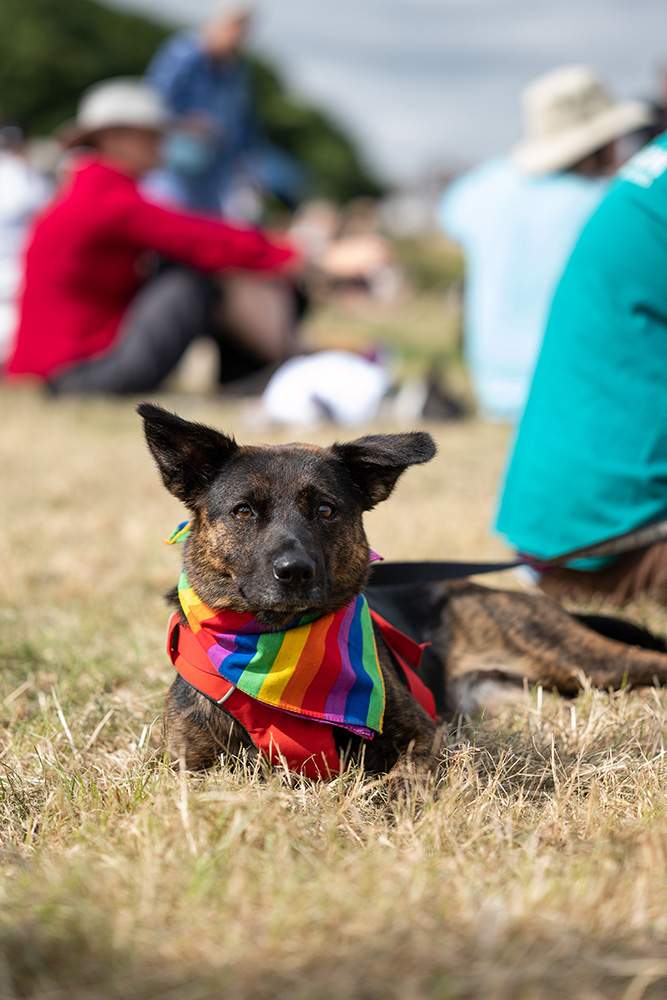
{"left": 145, "top": 2, "right": 304, "bottom": 215}
{"left": 4, "top": 78, "right": 300, "bottom": 394}
{"left": 0, "top": 122, "right": 51, "bottom": 362}
{"left": 439, "top": 66, "right": 653, "bottom": 422}
{"left": 495, "top": 127, "right": 667, "bottom": 605}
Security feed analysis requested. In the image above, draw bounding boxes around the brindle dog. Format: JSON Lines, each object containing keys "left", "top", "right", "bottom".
{"left": 139, "top": 403, "right": 667, "bottom": 779}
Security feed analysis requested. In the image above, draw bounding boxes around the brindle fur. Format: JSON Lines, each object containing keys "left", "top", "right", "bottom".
{"left": 139, "top": 403, "right": 667, "bottom": 779}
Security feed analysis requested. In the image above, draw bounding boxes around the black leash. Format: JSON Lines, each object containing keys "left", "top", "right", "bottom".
{"left": 369, "top": 559, "right": 520, "bottom": 586}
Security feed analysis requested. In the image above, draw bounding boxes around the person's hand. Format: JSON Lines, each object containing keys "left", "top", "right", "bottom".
{"left": 278, "top": 250, "right": 304, "bottom": 277}
{"left": 267, "top": 232, "right": 304, "bottom": 275}
{"left": 177, "top": 111, "right": 217, "bottom": 138}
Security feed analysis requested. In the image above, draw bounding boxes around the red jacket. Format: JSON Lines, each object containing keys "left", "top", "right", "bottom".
{"left": 6, "top": 157, "right": 297, "bottom": 379}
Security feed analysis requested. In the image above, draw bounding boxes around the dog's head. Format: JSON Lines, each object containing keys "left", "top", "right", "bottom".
{"left": 139, "top": 403, "right": 436, "bottom": 626}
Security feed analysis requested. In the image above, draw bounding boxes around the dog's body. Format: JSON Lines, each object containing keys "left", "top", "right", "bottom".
{"left": 139, "top": 404, "right": 667, "bottom": 780}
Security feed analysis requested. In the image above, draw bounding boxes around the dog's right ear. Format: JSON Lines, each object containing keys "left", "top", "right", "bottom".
{"left": 137, "top": 403, "right": 238, "bottom": 507}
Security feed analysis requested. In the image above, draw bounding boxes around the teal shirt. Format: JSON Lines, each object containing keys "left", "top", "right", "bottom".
{"left": 496, "top": 132, "right": 667, "bottom": 563}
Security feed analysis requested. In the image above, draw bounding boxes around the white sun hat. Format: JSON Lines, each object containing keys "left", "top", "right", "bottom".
{"left": 61, "top": 78, "right": 170, "bottom": 148}
{"left": 511, "top": 65, "right": 654, "bottom": 176}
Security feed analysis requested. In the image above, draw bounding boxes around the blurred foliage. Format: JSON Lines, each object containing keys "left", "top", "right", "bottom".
{"left": 251, "top": 59, "right": 384, "bottom": 202}
{"left": 0, "top": 0, "right": 383, "bottom": 202}
{"left": 0, "top": 0, "right": 169, "bottom": 136}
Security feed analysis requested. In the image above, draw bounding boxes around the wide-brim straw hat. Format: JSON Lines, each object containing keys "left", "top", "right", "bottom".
{"left": 511, "top": 65, "right": 655, "bottom": 176}
{"left": 59, "top": 78, "right": 170, "bottom": 149}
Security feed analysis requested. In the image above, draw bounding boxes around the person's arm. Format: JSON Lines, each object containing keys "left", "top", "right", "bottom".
{"left": 438, "top": 175, "right": 473, "bottom": 244}
{"left": 110, "top": 185, "right": 299, "bottom": 274}
{"left": 438, "top": 161, "right": 505, "bottom": 245}
{"left": 145, "top": 35, "right": 200, "bottom": 114}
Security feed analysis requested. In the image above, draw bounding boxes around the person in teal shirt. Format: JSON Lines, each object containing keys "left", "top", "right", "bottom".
{"left": 496, "top": 130, "right": 667, "bottom": 605}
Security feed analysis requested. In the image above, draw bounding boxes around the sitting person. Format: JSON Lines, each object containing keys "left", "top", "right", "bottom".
{"left": 4, "top": 78, "right": 299, "bottom": 394}
{"left": 439, "top": 65, "right": 652, "bottom": 421}
{"left": 495, "top": 127, "right": 667, "bottom": 605}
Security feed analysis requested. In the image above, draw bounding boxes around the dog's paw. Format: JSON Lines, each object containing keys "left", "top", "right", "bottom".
{"left": 384, "top": 761, "right": 434, "bottom": 810}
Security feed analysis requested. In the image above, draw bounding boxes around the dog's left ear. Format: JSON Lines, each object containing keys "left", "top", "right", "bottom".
{"left": 332, "top": 432, "right": 436, "bottom": 510}
{"left": 138, "top": 403, "right": 238, "bottom": 507}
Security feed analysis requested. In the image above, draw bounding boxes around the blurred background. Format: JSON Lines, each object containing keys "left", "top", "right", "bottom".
{"left": 2, "top": 0, "right": 667, "bottom": 413}
{"left": 5, "top": 0, "right": 667, "bottom": 195}
{"left": 87, "top": 0, "right": 667, "bottom": 183}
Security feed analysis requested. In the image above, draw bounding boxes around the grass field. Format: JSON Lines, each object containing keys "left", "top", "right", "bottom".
{"left": 4, "top": 294, "right": 667, "bottom": 999}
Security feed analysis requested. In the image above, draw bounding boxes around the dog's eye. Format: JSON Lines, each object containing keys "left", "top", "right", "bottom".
{"left": 316, "top": 502, "right": 335, "bottom": 519}
{"left": 233, "top": 504, "right": 254, "bottom": 520}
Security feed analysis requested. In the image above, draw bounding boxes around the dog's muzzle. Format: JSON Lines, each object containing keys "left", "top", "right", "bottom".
{"left": 272, "top": 552, "right": 316, "bottom": 587}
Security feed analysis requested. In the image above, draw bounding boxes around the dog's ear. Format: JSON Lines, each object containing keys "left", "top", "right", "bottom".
{"left": 331, "top": 432, "right": 436, "bottom": 510}
{"left": 137, "top": 403, "right": 238, "bottom": 507}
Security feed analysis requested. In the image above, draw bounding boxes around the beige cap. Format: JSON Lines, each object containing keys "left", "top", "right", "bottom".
{"left": 61, "top": 78, "right": 170, "bottom": 148}
{"left": 511, "top": 65, "right": 654, "bottom": 176}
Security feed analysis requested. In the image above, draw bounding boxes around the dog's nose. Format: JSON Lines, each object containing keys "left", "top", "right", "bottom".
{"left": 272, "top": 554, "right": 316, "bottom": 586}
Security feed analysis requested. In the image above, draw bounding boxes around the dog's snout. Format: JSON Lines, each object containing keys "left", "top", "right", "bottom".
{"left": 272, "top": 554, "right": 316, "bottom": 587}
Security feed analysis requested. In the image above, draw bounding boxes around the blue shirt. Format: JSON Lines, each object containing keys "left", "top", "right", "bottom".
{"left": 496, "top": 132, "right": 667, "bottom": 563}
{"left": 439, "top": 159, "right": 606, "bottom": 421}
{"left": 146, "top": 32, "right": 257, "bottom": 211}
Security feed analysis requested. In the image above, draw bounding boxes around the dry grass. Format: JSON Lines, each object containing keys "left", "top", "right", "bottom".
{"left": 4, "top": 310, "right": 667, "bottom": 999}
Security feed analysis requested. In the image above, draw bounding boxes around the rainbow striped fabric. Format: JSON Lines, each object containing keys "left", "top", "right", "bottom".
{"left": 167, "top": 523, "right": 385, "bottom": 738}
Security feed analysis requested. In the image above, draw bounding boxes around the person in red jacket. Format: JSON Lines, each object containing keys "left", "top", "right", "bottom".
{"left": 5, "top": 78, "right": 300, "bottom": 393}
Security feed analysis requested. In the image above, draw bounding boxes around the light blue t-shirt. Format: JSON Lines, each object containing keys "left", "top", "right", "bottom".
{"left": 496, "top": 132, "right": 667, "bottom": 563}
{"left": 439, "top": 159, "right": 606, "bottom": 421}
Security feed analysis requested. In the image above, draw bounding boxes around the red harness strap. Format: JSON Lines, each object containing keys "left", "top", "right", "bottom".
{"left": 367, "top": 608, "right": 436, "bottom": 721}
{"left": 166, "top": 606, "right": 437, "bottom": 779}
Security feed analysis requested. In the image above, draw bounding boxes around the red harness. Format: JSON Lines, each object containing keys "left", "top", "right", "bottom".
{"left": 166, "top": 607, "right": 436, "bottom": 780}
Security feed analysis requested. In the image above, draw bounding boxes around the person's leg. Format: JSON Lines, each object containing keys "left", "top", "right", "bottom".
{"left": 217, "top": 275, "right": 300, "bottom": 366}
{"left": 537, "top": 541, "right": 667, "bottom": 605}
{"left": 210, "top": 275, "right": 304, "bottom": 393}
{"left": 51, "top": 270, "right": 218, "bottom": 394}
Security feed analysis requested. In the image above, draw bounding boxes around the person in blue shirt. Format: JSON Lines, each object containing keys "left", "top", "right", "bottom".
{"left": 495, "top": 130, "right": 667, "bottom": 605}
{"left": 145, "top": 3, "right": 260, "bottom": 213}
{"left": 439, "top": 66, "right": 652, "bottom": 422}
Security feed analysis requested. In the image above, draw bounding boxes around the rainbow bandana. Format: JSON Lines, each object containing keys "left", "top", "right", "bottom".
{"left": 167, "top": 523, "right": 385, "bottom": 738}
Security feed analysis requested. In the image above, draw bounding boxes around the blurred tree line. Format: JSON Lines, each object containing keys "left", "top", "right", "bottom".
{"left": 0, "top": 0, "right": 383, "bottom": 202}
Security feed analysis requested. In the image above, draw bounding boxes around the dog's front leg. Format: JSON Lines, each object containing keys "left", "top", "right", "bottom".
{"left": 370, "top": 651, "right": 442, "bottom": 791}
{"left": 162, "top": 675, "right": 258, "bottom": 771}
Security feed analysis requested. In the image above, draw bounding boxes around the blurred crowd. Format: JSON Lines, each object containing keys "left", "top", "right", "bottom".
{"left": 3, "top": 0, "right": 667, "bottom": 606}
{"left": 0, "top": 2, "right": 408, "bottom": 410}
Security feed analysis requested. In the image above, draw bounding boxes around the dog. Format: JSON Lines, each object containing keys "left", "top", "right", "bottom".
{"left": 139, "top": 403, "right": 667, "bottom": 782}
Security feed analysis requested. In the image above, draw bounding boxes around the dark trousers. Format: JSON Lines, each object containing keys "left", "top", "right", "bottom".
{"left": 51, "top": 269, "right": 257, "bottom": 394}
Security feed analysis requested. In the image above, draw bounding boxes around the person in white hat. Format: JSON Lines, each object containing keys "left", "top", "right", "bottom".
{"left": 144, "top": 3, "right": 260, "bottom": 213}
{"left": 439, "top": 65, "right": 654, "bottom": 422}
{"left": 5, "top": 77, "right": 301, "bottom": 392}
